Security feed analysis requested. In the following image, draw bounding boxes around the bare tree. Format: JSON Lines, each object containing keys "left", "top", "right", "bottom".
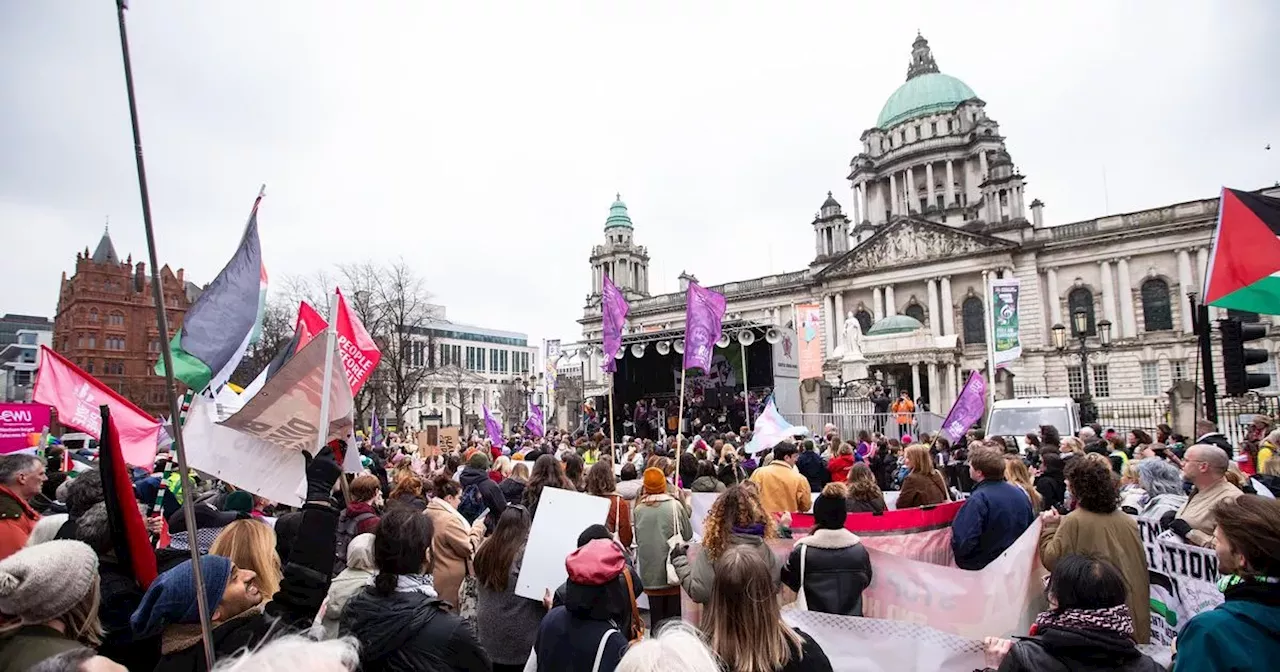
{"left": 438, "top": 364, "right": 484, "bottom": 431}
{"left": 228, "top": 298, "right": 296, "bottom": 388}
{"left": 496, "top": 380, "right": 527, "bottom": 431}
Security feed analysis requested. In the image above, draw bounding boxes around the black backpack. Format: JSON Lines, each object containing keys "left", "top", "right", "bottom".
{"left": 333, "top": 510, "right": 375, "bottom": 574}
{"left": 457, "top": 483, "right": 486, "bottom": 524}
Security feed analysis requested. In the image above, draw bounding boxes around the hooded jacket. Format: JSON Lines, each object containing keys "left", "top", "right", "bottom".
{"left": 499, "top": 476, "right": 527, "bottom": 505}
{"left": 999, "top": 625, "right": 1163, "bottom": 671}
{"left": 827, "top": 454, "right": 855, "bottom": 483}
{"left": 689, "top": 475, "right": 726, "bottom": 493}
{"left": 340, "top": 586, "right": 490, "bottom": 672}
{"left": 459, "top": 465, "right": 507, "bottom": 529}
{"left": 781, "top": 527, "right": 872, "bottom": 616}
{"left": 1173, "top": 579, "right": 1280, "bottom": 672}
{"left": 796, "top": 450, "right": 830, "bottom": 493}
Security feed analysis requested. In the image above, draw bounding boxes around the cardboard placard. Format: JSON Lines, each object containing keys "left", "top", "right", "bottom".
{"left": 417, "top": 426, "right": 459, "bottom": 457}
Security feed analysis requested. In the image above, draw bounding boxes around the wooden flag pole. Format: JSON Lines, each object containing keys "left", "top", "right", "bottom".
{"left": 114, "top": 1, "right": 215, "bottom": 665}
{"left": 608, "top": 370, "right": 617, "bottom": 454}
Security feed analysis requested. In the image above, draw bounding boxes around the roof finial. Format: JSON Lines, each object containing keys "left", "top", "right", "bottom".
{"left": 104, "top": 215, "right": 109, "bottom": 234}
{"left": 616, "top": 192, "right": 621, "bottom": 202}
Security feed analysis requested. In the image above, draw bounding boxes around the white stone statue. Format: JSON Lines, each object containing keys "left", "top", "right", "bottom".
{"left": 842, "top": 311, "right": 865, "bottom": 361}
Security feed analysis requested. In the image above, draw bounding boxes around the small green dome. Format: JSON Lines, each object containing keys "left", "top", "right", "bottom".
{"left": 866, "top": 314, "right": 924, "bottom": 335}
{"left": 605, "top": 194, "right": 632, "bottom": 229}
{"left": 876, "top": 73, "right": 976, "bottom": 129}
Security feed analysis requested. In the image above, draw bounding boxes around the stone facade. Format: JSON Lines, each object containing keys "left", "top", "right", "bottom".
{"left": 52, "top": 229, "right": 190, "bottom": 418}
{"left": 575, "top": 35, "right": 1280, "bottom": 413}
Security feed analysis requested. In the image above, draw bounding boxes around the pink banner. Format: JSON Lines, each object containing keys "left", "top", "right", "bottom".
{"left": 0, "top": 403, "right": 51, "bottom": 454}
{"left": 795, "top": 303, "right": 824, "bottom": 380}
{"left": 335, "top": 289, "right": 382, "bottom": 395}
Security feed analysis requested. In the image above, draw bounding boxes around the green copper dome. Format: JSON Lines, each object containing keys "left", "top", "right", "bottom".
{"left": 604, "top": 194, "right": 632, "bottom": 229}
{"left": 876, "top": 72, "right": 976, "bottom": 129}
{"left": 866, "top": 314, "right": 924, "bottom": 336}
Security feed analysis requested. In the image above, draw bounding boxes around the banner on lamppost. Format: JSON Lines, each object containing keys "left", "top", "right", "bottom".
{"left": 991, "top": 277, "right": 1022, "bottom": 368}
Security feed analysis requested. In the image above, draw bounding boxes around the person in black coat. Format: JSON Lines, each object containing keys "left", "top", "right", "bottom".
{"left": 984, "top": 554, "right": 1161, "bottom": 671}
{"left": 1034, "top": 452, "right": 1068, "bottom": 514}
{"left": 781, "top": 483, "right": 872, "bottom": 616}
{"left": 458, "top": 452, "right": 507, "bottom": 530}
{"left": 129, "top": 447, "right": 343, "bottom": 672}
{"left": 795, "top": 440, "right": 829, "bottom": 494}
{"left": 530, "top": 538, "right": 635, "bottom": 672}
{"left": 340, "top": 507, "right": 490, "bottom": 671}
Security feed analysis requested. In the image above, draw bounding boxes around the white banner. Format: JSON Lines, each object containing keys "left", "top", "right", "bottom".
{"left": 1135, "top": 515, "right": 1223, "bottom": 646}
{"left": 183, "top": 394, "right": 307, "bottom": 507}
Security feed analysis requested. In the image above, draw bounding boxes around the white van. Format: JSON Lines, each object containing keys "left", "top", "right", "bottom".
{"left": 986, "top": 398, "right": 1080, "bottom": 452}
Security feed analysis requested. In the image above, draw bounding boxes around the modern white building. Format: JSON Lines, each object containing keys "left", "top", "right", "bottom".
{"left": 403, "top": 309, "right": 542, "bottom": 431}
{"left": 575, "top": 34, "right": 1279, "bottom": 421}
{"left": 0, "top": 325, "right": 53, "bottom": 402}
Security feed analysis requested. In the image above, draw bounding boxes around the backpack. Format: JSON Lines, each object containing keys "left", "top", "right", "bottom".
{"left": 457, "top": 483, "right": 486, "bottom": 524}
{"left": 333, "top": 511, "right": 375, "bottom": 573}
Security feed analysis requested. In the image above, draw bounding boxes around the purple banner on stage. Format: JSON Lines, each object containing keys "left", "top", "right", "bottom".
{"left": 683, "top": 282, "right": 727, "bottom": 373}
{"left": 601, "top": 274, "right": 629, "bottom": 373}
{"left": 525, "top": 402, "right": 544, "bottom": 438}
{"left": 939, "top": 371, "right": 987, "bottom": 444}
{"left": 483, "top": 404, "right": 504, "bottom": 447}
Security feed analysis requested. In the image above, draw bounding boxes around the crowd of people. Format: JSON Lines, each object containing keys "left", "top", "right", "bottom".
{"left": 0, "top": 411, "right": 1276, "bottom": 671}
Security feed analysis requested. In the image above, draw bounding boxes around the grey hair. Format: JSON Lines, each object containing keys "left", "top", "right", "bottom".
{"left": 211, "top": 634, "right": 360, "bottom": 672}
{"left": 64, "top": 469, "right": 105, "bottom": 517}
{"left": 616, "top": 621, "right": 721, "bottom": 672}
{"left": 1136, "top": 458, "right": 1184, "bottom": 497}
{"left": 1077, "top": 427, "right": 1097, "bottom": 441}
{"left": 75, "top": 502, "right": 112, "bottom": 554}
{"left": 1267, "top": 428, "right": 1280, "bottom": 446}
{"left": 346, "top": 533, "right": 377, "bottom": 572}
{"left": 0, "top": 453, "right": 43, "bottom": 485}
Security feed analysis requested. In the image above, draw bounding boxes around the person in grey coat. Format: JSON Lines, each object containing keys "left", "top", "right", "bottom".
{"left": 671, "top": 483, "right": 780, "bottom": 604}
{"left": 314, "top": 533, "right": 377, "bottom": 639}
{"left": 473, "top": 507, "right": 546, "bottom": 670}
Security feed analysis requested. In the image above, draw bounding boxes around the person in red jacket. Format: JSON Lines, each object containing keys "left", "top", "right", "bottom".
{"left": 828, "top": 442, "right": 856, "bottom": 483}
{"left": 0, "top": 454, "right": 45, "bottom": 560}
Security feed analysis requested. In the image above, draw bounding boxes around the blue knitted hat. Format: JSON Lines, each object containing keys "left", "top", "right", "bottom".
{"left": 131, "top": 555, "right": 232, "bottom": 637}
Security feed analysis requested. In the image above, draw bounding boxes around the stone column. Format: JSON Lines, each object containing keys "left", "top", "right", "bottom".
{"left": 905, "top": 166, "right": 916, "bottom": 213}
{"left": 1117, "top": 257, "right": 1137, "bottom": 337}
{"left": 1045, "top": 267, "right": 1062, "bottom": 329}
{"left": 1177, "top": 249, "right": 1195, "bottom": 333}
{"left": 940, "top": 276, "right": 955, "bottom": 336}
{"left": 926, "top": 162, "right": 936, "bottom": 211}
{"left": 885, "top": 284, "right": 897, "bottom": 317}
{"left": 1099, "top": 260, "right": 1118, "bottom": 330}
{"left": 911, "top": 362, "right": 921, "bottom": 402}
{"left": 945, "top": 159, "right": 956, "bottom": 206}
{"left": 926, "top": 278, "right": 940, "bottom": 336}
{"left": 860, "top": 183, "right": 870, "bottom": 224}
{"left": 824, "top": 295, "right": 837, "bottom": 357}
{"left": 872, "top": 287, "right": 884, "bottom": 322}
{"left": 889, "top": 173, "right": 899, "bottom": 216}
{"left": 851, "top": 183, "right": 861, "bottom": 224}
{"left": 927, "top": 362, "right": 939, "bottom": 412}
{"left": 1193, "top": 247, "right": 1220, "bottom": 320}
{"left": 833, "top": 292, "right": 845, "bottom": 350}
{"left": 978, "top": 150, "right": 989, "bottom": 179}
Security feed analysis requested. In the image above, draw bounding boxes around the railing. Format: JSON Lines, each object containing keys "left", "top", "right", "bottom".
{"left": 784, "top": 412, "right": 944, "bottom": 443}
{"left": 1013, "top": 384, "right": 1043, "bottom": 398}
{"left": 1218, "top": 396, "right": 1280, "bottom": 447}
{"left": 1092, "top": 399, "right": 1170, "bottom": 433}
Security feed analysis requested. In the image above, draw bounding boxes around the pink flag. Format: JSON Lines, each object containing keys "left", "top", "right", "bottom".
{"left": 32, "top": 346, "right": 161, "bottom": 466}
{"left": 335, "top": 288, "right": 382, "bottom": 395}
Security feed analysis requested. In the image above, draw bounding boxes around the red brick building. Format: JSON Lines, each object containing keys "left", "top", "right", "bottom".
{"left": 53, "top": 229, "right": 194, "bottom": 418}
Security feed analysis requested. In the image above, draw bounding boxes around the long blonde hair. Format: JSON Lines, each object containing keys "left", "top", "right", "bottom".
{"left": 701, "top": 545, "right": 803, "bottom": 672}
{"left": 905, "top": 444, "right": 936, "bottom": 476}
{"left": 210, "top": 519, "right": 282, "bottom": 599}
{"left": 1004, "top": 456, "right": 1042, "bottom": 511}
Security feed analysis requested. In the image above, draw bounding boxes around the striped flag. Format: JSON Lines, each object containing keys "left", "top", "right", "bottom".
{"left": 157, "top": 190, "right": 267, "bottom": 392}
{"left": 743, "top": 396, "right": 809, "bottom": 455}
{"left": 1204, "top": 188, "right": 1280, "bottom": 314}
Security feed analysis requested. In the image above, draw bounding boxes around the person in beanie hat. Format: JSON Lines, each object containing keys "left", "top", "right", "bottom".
{"left": 781, "top": 482, "right": 873, "bottom": 616}
{"left": 130, "top": 446, "right": 344, "bottom": 671}
{"left": 633, "top": 467, "right": 691, "bottom": 628}
{"left": 458, "top": 450, "right": 507, "bottom": 533}
{"left": 528, "top": 538, "right": 633, "bottom": 672}
{"left": 0, "top": 539, "right": 103, "bottom": 669}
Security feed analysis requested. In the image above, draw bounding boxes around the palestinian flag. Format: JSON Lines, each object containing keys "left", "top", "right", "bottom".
{"left": 157, "top": 190, "right": 267, "bottom": 392}
{"left": 1204, "top": 188, "right": 1280, "bottom": 314}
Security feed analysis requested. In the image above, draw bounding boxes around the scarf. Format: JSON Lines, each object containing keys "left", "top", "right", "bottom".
{"left": 1217, "top": 574, "right": 1280, "bottom": 594}
{"left": 731, "top": 522, "right": 766, "bottom": 537}
{"left": 1030, "top": 604, "right": 1134, "bottom": 639}
{"left": 161, "top": 603, "right": 265, "bottom": 654}
{"left": 168, "top": 527, "right": 223, "bottom": 553}
{"left": 433, "top": 497, "right": 471, "bottom": 531}
{"left": 393, "top": 573, "right": 439, "bottom": 599}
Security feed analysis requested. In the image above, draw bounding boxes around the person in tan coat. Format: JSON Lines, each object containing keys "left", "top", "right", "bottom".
{"left": 425, "top": 475, "right": 486, "bottom": 608}
{"left": 749, "top": 442, "right": 813, "bottom": 515}
{"left": 1170, "top": 444, "right": 1241, "bottom": 548}
{"left": 895, "top": 444, "right": 949, "bottom": 509}
{"left": 1039, "top": 453, "right": 1151, "bottom": 643}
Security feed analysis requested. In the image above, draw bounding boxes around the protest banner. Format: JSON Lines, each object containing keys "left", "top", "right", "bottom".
{"left": 183, "top": 394, "right": 306, "bottom": 507}
{"left": 417, "top": 430, "right": 440, "bottom": 458}
{"left": 1135, "top": 514, "right": 1223, "bottom": 646}
{"left": 0, "top": 403, "right": 51, "bottom": 454}
{"left": 794, "top": 303, "right": 824, "bottom": 380}
{"left": 515, "top": 487, "right": 610, "bottom": 601}
{"left": 991, "top": 277, "right": 1022, "bottom": 368}
{"left": 334, "top": 289, "right": 381, "bottom": 394}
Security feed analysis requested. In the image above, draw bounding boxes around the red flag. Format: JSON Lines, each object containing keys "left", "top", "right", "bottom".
{"left": 32, "top": 346, "right": 161, "bottom": 466}
{"left": 99, "top": 409, "right": 158, "bottom": 588}
{"left": 296, "top": 301, "right": 326, "bottom": 352}
{"left": 335, "top": 288, "right": 381, "bottom": 394}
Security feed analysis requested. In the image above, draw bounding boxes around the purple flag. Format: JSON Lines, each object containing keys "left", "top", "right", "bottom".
{"left": 370, "top": 413, "right": 383, "bottom": 448}
{"left": 939, "top": 371, "right": 988, "bottom": 444}
{"left": 524, "top": 402, "right": 544, "bottom": 438}
{"left": 601, "top": 275, "right": 629, "bottom": 373}
{"left": 682, "top": 282, "right": 726, "bottom": 372}
{"left": 483, "top": 404, "right": 503, "bottom": 447}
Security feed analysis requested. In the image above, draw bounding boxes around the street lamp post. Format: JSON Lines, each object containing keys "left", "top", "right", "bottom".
{"left": 1052, "top": 309, "right": 1112, "bottom": 425}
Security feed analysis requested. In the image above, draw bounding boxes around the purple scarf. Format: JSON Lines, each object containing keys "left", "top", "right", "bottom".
{"left": 732, "top": 522, "right": 766, "bottom": 537}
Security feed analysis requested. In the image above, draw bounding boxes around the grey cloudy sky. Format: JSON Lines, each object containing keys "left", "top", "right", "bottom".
{"left": 2, "top": 1, "right": 1276, "bottom": 348}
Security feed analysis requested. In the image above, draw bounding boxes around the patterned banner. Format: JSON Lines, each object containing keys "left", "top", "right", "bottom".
{"left": 991, "top": 277, "right": 1022, "bottom": 368}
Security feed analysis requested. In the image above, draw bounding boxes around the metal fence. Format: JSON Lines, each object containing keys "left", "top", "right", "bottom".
{"left": 784, "top": 412, "right": 945, "bottom": 443}
{"left": 1218, "top": 395, "right": 1280, "bottom": 446}
{"left": 1092, "top": 400, "right": 1171, "bottom": 434}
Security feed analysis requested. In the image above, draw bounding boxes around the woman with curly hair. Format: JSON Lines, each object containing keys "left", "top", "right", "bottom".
{"left": 845, "top": 463, "right": 886, "bottom": 514}
{"left": 1038, "top": 454, "right": 1151, "bottom": 643}
{"left": 671, "top": 483, "right": 779, "bottom": 605}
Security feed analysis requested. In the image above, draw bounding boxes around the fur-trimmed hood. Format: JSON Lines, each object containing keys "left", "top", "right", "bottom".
{"left": 795, "top": 527, "right": 862, "bottom": 549}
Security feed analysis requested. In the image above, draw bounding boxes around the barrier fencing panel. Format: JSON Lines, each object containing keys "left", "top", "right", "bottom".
{"left": 785, "top": 412, "right": 944, "bottom": 442}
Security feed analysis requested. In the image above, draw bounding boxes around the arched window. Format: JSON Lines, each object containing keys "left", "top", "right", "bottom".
{"left": 905, "top": 303, "right": 926, "bottom": 325}
{"left": 89, "top": 308, "right": 98, "bottom": 323}
{"left": 1067, "top": 288, "right": 1096, "bottom": 336}
{"left": 109, "top": 312, "right": 125, "bottom": 326}
{"left": 962, "top": 297, "right": 985, "bottom": 345}
{"left": 1141, "top": 279, "right": 1173, "bottom": 332}
{"left": 854, "top": 310, "right": 872, "bottom": 334}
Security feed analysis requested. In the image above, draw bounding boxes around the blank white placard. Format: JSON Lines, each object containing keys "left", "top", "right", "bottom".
{"left": 515, "top": 487, "right": 611, "bottom": 601}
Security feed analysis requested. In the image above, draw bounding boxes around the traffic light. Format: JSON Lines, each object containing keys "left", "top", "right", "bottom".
{"left": 1221, "top": 319, "right": 1270, "bottom": 396}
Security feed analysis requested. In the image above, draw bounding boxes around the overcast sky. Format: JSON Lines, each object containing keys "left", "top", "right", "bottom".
{"left": 2, "top": 1, "right": 1276, "bottom": 348}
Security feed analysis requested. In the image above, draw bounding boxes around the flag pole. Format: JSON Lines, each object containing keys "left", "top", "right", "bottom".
{"left": 741, "top": 340, "right": 751, "bottom": 427}
{"left": 114, "top": 1, "right": 214, "bottom": 665}
{"left": 608, "top": 370, "right": 617, "bottom": 453}
{"left": 318, "top": 291, "right": 352, "bottom": 504}
{"left": 983, "top": 270, "right": 998, "bottom": 410}
{"left": 675, "top": 367, "right": 687, "bottom": 486}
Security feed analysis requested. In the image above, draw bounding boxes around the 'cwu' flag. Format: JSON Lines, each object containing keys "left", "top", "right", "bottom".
{"left": 158, "top": 190, "right": 267, "bottom": 392}
{"left": 1204, "top": 187, "right": 1280, "bottom": 314}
